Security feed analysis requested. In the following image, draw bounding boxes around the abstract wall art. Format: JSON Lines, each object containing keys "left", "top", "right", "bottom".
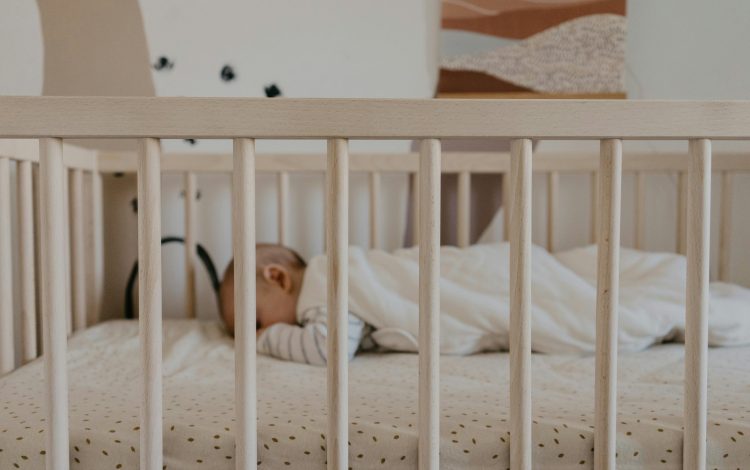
{"left": 438, "top": 0, "right": 627, "bottom": 97}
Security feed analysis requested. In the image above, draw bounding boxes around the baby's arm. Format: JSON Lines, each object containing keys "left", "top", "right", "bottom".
{"left": 257, "top": 310, "right": 365, "bottom": 366}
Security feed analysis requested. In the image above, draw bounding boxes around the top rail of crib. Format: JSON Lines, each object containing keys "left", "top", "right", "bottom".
{"left": 2, "top": 96, "right": 750, "bottom": 140}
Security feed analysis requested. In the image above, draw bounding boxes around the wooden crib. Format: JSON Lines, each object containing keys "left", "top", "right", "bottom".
{"left": 1, "top": 96, "right": 749, "bottom": 470}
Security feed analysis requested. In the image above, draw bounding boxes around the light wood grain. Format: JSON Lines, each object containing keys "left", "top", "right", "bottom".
{"left": 4, "top": 97, "right": 750, "bottom": 139}
{"left": 594, "top": 139, "right": 623, "bottom": 470}
{"left": 184, "top": 172, "right": 197, "bottom": 319}
{"left": 718, "top": 172, "right": 732, "bottom": 282}
{"left": 70, "top": 169, "right": 87, "bottom": 331}
{"left": 590, "top": 171, "right": 598, "bottom": 244}
{"left": 503, "top": 173, "right": 510, "bottom": 242}
{"left": 677, "top": 172, "right": 688, "bottom": 255}
{"left": 33, "top": 163, "right": 42, "bottom": 352}
{"left": 0, "top": 139, "right": 96, "bottom": 171}
{"left": 326, "top": 138, "right": 349, "bottom": 470}
{"left": 138, "top": 138, "right": 163, "bottom": 470}
{"left": 547, "top": 171, "right": 559, "bottom": 252}
{"left": 457, "top": 171, "right": 470, "bottom": 248}
{"left": 88, "top": 170, "right": 104, "bottom": 324}
{"left": 0, "top": 157, "right": 14, "bottom": 374}
{"left": 412, "top": 172, "right": 420, "bottom": 247}
{"left": 634, "top": 171, "right": 646, "bottom": 250}
{"left": 369, "top": 171, "right": 381, "bottom": 249}
{"left": 96, "top": 150, "right": 750, "bottom": 174}
{"left": 233, "top": 138, "right": 257, "bottom": 470}
{"left": 509, "top": 138, "right": 532, "bottom": 470}
{"left": 40, "top": 138, "right": 70, "bottom": 470}
{"left": 684, "top": 139, "right": 711, "bottom": 470}
{"left": 419, "top": 139, "right": 441, "bottom": 470}
{"left": 277, "top": 172, "right": 289, "bottom": 246}
{"left": 17, "top": 160, "right": 38, "bottom": 362}
{"left": 63, "top": 169, "right": 72, "bottom": 336}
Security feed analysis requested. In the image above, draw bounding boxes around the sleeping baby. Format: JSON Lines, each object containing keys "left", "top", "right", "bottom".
{"left": 219, "top": 244, "right": 372, "bottom": 366}
{"left": 220, "top": 242, "right": 750, "bottom": 366}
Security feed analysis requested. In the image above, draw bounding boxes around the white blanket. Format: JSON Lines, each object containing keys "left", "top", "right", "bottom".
{"left": 296, "top": 243, "right": 750, "bottom": 354}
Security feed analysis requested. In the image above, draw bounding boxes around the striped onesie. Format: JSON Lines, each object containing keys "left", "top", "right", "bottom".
{"left": 257, "top": 306, "right": 372, "bottom": 366}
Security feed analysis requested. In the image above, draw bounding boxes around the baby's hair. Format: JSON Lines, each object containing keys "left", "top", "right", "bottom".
{"left": 254, "top": 243, "right": 307, "bottom": 277}
{"left": 218, "top": 244, "right": 306, "bottom": 334}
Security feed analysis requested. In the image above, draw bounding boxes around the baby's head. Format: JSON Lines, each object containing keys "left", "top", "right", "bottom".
{"left": 219, "top": 244, "right": 307, "bottom": 336}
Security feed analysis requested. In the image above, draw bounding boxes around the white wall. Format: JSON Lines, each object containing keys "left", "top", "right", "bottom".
{"left": 1, "top": 0, "right": 750, "bottom": 334}
{"left": 0, "top": 0, "right": 439, "bottom": 323}
{"left": 534, "top": 0, "right": 750, "bottom": 287}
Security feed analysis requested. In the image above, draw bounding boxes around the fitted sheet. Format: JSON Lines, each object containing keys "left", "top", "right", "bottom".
{"left": 1, "top": 320, "right": 749, "bottom": 469}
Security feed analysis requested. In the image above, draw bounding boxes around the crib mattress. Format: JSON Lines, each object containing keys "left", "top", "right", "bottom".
{"left": 1, "top": 320, "right": 749, "bottom": 470}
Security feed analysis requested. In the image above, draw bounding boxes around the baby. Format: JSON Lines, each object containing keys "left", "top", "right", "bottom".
{"left": 219, "top": 244, "right": 370, "bottom": 366}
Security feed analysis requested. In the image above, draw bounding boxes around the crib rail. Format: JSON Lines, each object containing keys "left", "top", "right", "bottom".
{"left": 1, "top": 97, "right": 749, "bottom": 470}
{"left": 3, "top": 96, "right": 750, "bottom": 139}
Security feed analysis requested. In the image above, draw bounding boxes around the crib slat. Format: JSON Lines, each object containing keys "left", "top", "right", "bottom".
{"left": 0, "top": 157, "right": 13, "bottom": 374}
{"left": 590, "top": 171, "right": 598, "bottom": 244}
{"left": 419, "top": 139, "right": 441, "bottom": 470}
{"left": 369, "top": 171, "right": 381, "bottom": 249}
{"left": 718, "top": 171, "right": 732, "bottom": 282}
{"left": 233, "top": 138, "right": 257, "bottom": 470}
{"left": 412, "top": 172, "right": 420, "bottom": 246}
{"left": 509, "top": 138, "right": 532, "bottom": 470}
{"left": 278, "top": 171, "right": 289, "bottom": 245}
{"left": 89, "top": 169, "right": 104, "bottom": 324}
{"left": 457, "top": 170, "right": 470, "bottom": 248}
{"left": 503, "top": 171, "right": 510, "bottom": 242}
{"left": 63, "top": 169, "right": 72, "bottom": 336}
{"left": 327, "top": 138, "right": 349, "bottom": 470}
{"left": 684, "top": 139, "right": 711, "bottom": 470}
{"left": 547, "top": 171, "right": 559, "bottom": 252}
{"left": 138, "top": 138, "right": 163, "bottom": 470}
{"left": 594, "top": 139, "right": 623, "bottom": 470}
{"left": 677, "top": 171, "right": 687, "bottom": 255}
{"left": 70, "top": 169, "right": 87, "bottom": 331}
{"left": 40, "top": 138, "right": 70, "bottom": 470}
{"left": 184, "top": 172, "right": 197, "bottom": 319}
{"left": 18, "top": 160, "right": 38, "bottom": 361}
{"left": 634, "top": 171, "right": 645, "bottom": 250}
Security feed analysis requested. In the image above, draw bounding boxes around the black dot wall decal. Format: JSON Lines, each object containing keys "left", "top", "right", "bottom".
{"left": 220, "top": 65, "right": 236, "bottom": 82}
{"left": 153, "top": 56, "right": 174, "bottom": 71}
{"left": 264, "top": 84, "right": 282, "bottom": 97}
{"left": 184, "top": 139, "right": 197, "bottom": 145}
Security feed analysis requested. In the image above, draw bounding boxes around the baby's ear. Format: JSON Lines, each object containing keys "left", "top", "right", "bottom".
{"left": 262, "top": 264, "right": 292, "bottom": 291}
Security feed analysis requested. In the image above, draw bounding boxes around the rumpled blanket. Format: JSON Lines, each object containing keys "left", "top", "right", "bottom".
{"left": 296, "top": 243, "right": 750, "bottom": 354}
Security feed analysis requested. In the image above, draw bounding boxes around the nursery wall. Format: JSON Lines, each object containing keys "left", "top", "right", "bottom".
{"left": 1, "top": 0, "right": 749, "bottom": 334}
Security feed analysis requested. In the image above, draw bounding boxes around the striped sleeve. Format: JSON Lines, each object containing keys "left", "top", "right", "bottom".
{"left": 257, "top": 310, "right": 366, "bottom": 366}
